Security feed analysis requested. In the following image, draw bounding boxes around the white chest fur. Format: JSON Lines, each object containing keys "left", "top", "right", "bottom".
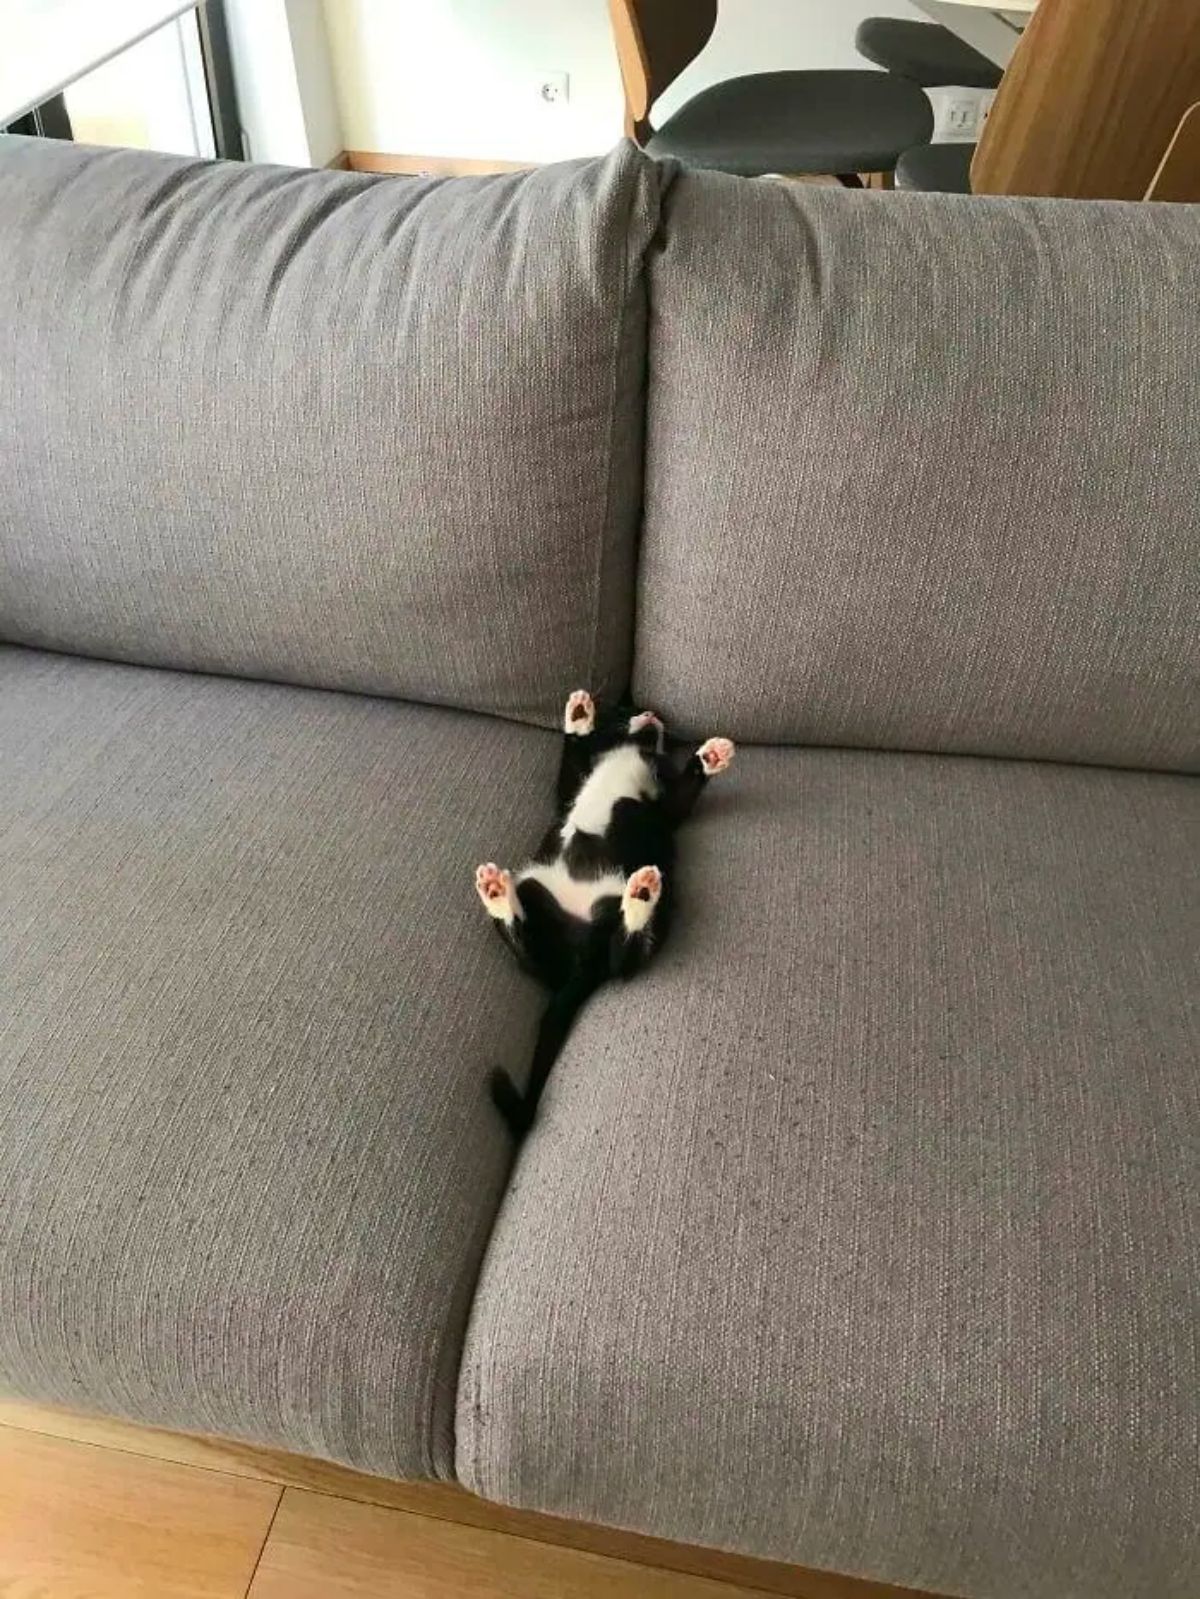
{"left": 561, "top": 745, "right": 657, "bottom": 842}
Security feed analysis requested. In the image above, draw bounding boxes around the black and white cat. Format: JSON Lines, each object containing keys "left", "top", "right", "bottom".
{"left": 476, "top": 689, "right": 734, "bottom": 1138}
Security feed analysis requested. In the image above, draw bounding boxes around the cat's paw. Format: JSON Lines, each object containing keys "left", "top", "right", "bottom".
{"left": 622, "top": 865, "right": 662, "bottom": 934}
{"left": 697, "top": 737, "right": 735, "bottom": 776}
{"left": 628, "top": 710, "right": 664, "bottom": 739}
{"left": 564, "top": 689, "right": 595, "bottom": 735}
{"left": 475, "top": 863, "right": 517, "bottom": 921}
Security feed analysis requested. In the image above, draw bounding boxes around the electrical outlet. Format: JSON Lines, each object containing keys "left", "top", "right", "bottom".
{"left": 926, "top": 86, "right": 994, "bottom": 142}
{"left": 536, "top": 71, "right": 569, "bottom": 108}
{"left": 946, "top": 98, "right": 979, "bottom": 134}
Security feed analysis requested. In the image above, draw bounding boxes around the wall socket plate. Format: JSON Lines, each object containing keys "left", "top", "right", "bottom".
{"left": 926, "top": 86, "right": 996, "bottom": 142}
{"left": 536, "top": 71, "right": 569, "bottom": 107}
{"left": 946, "top": 98, "right": 980, "bottom": 133}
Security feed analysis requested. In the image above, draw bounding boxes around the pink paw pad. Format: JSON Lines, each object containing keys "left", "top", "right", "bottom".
{"left": 625, "top": 865, "right": 662, "bottom": 904}
{"left": 628, "top": 710, "right": 663, "bottom": 736}
{"left": 564, "top": 689, "right": 595, "bottom": 735}
{"left": 622, "top": 865, "right": 662, "bottom": 933}
{"left": 697, "top": 737, "right": 735, "bottom": 776}
{"left": 475, "top": 862, "right": 513, "bottom": 913}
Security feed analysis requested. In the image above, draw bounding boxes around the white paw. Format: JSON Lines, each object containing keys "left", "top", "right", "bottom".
{"left": 475, "top": 863, "right": 517, "bottom": 922}
{"left": 697, "top": 737, "right": 735, "bottom": 777}
{"left": 627, "top": 710, "right": 664, "bottom": 742}
{"left": 622, "top": 865, "right": 662, "bottom": 933}
{"left": 564, "top": 689, "right": 595, "bottom": 735}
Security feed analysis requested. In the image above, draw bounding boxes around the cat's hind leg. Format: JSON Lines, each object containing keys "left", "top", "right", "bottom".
{"left": 475, "top": 862, "right": 520, "bottom": 923}
{"left": 609, "top": 865, "right": 664, "bottom": 978}
{"left": 621, "top": 864, "right": 662, "bottom": 934}
{"left": 477, "top": 867, "right": 580, "bottom": 989}
{"left": 476, "top": 863, "right": 534, "bottom": 959}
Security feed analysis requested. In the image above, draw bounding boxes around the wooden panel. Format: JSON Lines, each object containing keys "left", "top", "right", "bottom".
{"left": 1146, "top": 101, "right": 1200, "bottom": 199}
{"left": 250, "top": 1490, "right": 788, "bottom": 1599}
{"left": 972, "top": 0, "right": 1200, "bottom": 197}
{"left": 0, "top": 1422, "right": 280, "bottom": 1599}
{"left": 346, "top": 151, "right": 532, "bottom": 176}
{"left": 0, "top": 1399, "right": 941, "bottom": 1599}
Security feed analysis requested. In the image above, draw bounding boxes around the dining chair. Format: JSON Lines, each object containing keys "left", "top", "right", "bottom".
{"left": 855, "top": 18, "right": 1001, "bottom": 89}
{"left": 608, "top": 0, "right": 934, "bottom": 185}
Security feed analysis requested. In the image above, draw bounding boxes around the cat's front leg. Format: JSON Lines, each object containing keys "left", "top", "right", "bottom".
{"left": 663, "top": 737, "right": 736, "bottom": 824}
{"left": 557, "top": 690, "right": 598, "bottom": 813}
{"left": 627, "top": 709, "right": 665, "bottom": 753}
{"left": 563, "top": 689, "right": 595, "bottom": 735}
{"left": 697, "top": 737, "right": 735, "bottom": 776}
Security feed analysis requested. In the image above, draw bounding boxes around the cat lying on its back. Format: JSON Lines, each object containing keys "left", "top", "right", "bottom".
{"left": 476, "top": 689, "right": 734, "bottom": 1138}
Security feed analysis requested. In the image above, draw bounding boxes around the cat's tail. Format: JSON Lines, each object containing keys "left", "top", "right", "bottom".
{"left": 490, "top": 975, "right": 598, "bottom": 1140}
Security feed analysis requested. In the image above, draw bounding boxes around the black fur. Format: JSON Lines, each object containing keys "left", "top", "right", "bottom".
{"left": 482, "top": 696, "right": 730, "bottom": 1139}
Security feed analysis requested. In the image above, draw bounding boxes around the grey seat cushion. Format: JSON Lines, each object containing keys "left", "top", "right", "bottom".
{"left": 896, "top": 139, "right": 975, "bottom": 192}
{"left": 636, "top": 171, "right": 1200, "bottom": 770}
{"left": 0, "top": 647, "right": 555, "bottom": 1477}
{"left": 0, "top": 140, "right": 664, "bottom": 726}
{"left": 645, "top": 70, "right": 933, "bottom": 176}
{"left": 459, "top": 747, "right": 1200, "bottom": 1598}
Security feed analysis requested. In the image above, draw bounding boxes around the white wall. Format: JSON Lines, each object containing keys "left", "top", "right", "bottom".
{"left": 286, "top": 0, "right": 344, "bottom": 165}
{"left": 227, "top": 0, "right": 343, "bottom": 166}
{"left": 323, "top": 0, "right": 927, "bottom": 163}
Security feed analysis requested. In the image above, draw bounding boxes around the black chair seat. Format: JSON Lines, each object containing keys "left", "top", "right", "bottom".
{"left": 895, "top": 140, "right": 975, "bottom": 192}
{"left": 645, "top": 70, "right": 934, "bottom": 176}
{"left": 855, "top": 18, "right": 1002, "bottom": 89}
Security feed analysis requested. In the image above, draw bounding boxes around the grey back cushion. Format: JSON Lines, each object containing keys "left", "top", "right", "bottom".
{"left": 637, "top": 174, "right": 1200, "bottom": 771}
{"left": 0, "top": 140, "right": 663, "bottom": 725}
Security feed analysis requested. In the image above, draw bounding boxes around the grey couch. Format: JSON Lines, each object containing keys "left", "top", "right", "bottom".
{"left": 0, "top": 137, "right": 1197, "bottom": 1599}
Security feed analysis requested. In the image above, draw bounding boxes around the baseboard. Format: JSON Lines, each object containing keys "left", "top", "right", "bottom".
{"left": 325, "top": 151, "right": 351, "bottom": 171}
{"left": 0, "top": 1396, "right": 940, "bottom": 1599}
{"left": 346, "top": 150, "right": 534, "bottom": 176}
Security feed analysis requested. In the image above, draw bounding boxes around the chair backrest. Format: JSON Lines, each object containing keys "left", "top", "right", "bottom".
{"left": 608, "top": 0, "right": 718, "bottom": 139}
{"left": 972, "top": 0, "right": 1200, "bottom": 197}
{"left": 1146, "top": 101, "right": 1200, "bottom": 200}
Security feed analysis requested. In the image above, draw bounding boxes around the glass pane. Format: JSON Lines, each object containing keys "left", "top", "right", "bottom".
{"left": 62, "top": 12, "right": 214, "bottom": 158}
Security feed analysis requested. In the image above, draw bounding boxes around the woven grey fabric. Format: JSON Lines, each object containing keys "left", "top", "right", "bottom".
{"left": 460, "top": 747, "right": 1200, "bottom": 1598}
{"left": 0, "top": 646, "right": 557, "bottom": 1477}
{"left": 637, "top": 173, "right": 1200, "bottom": 770}
{"left": 0, "top": 140, "right": 662, "bottom": 726}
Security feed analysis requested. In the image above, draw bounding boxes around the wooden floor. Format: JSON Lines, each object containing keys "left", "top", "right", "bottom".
{"left": 0, "top": 1398, "right": 938, "bottom": 1599}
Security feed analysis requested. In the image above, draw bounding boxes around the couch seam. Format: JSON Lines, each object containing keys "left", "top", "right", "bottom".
{"left": 627, "top": 156, "right": 681, "bottom": 712}
{"left": 585, "top": 146, "right": 655, "bottom": 704}
{"left": 447, "top": 148, "right": 678, "bottom": 1494}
